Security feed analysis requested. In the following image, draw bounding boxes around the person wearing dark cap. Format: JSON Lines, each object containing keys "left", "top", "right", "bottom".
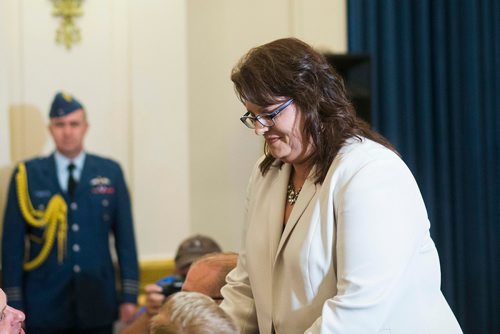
{"left": 120, "top": 235, "right": 222, "bottom": 334}
{"left": 1, "top": 91, "right": 139, "bottom": 334}
{"left": 174, "top": 234, "right": 222, "bottom": 277}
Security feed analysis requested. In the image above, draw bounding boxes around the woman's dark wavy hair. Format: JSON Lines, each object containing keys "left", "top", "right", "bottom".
{"left": 231, "top": 37, "right": 397, "bottom": 184}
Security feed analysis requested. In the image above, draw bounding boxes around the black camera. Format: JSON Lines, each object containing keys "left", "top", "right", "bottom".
{"left": 159, "top": 275, "right": 184, "bottom": 297}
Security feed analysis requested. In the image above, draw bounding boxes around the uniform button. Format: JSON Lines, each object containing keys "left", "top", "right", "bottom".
{"left": 72, "top": 244, "right": 80, "bottom": 252}
{"left": 102, "top": 199, "right": 109, "bottom": 207}
{"left": 70, "top": 202, "right": 78, "bottom": 210}
{"left": 103, "top": 214, "right": 110, "bottom": 221}
{"left": 72, "top": 224, "right": 79, "bottom": 232}
{"left": 73, "top": 265, "right": 81, "bottom": 273}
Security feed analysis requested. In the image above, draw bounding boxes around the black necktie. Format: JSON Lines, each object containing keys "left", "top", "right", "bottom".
{"left": 67, "top": 163, "right": 77, "bottom": 197}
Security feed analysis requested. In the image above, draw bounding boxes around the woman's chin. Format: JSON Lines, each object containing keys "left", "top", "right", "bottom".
{"left": 268, "top": 146, "right": 290, "bottom": 160}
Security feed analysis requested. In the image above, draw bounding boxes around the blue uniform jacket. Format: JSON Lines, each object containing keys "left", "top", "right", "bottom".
{"left": 1, "top": 153, "right": 139, "bottom": 330}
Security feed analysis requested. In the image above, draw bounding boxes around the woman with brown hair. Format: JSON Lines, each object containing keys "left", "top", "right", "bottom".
{"left": 220, "top": 38, "right": 462, "bottom": 334}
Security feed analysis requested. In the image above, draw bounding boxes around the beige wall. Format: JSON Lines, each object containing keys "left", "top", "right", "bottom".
{"left": 187, "top": 0, "right": 346, "bottom": 251}
{"left": 0, "top": 0, "right": 346, "bottom": 259}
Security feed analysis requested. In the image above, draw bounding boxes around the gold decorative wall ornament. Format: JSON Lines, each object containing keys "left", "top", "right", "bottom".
{"left": 52, "top": 0, "right": 84, "bottom": 49}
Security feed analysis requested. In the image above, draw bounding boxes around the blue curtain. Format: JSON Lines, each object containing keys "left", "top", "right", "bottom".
{"left": 348, "top": 1, "right": 499, "bottom": 333}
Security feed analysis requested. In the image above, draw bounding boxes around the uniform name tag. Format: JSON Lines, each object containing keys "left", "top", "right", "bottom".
{"left": 34, "top": 190, "right": 52, "bottom": 198}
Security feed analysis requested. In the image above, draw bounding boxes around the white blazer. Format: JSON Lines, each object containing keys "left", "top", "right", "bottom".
{"left": 221, "top": 138, "right": 462, "bottom": 334}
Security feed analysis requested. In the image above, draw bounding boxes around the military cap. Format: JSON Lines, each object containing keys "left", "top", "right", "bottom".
{"left": 49, "top": 91, "right": 84, "bottom": 118}
{"left": 174, "top": 235, "right": 222, "bottom": 270}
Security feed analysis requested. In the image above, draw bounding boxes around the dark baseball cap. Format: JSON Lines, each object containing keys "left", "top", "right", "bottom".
{"left": 174, "top": 235, "right": 222, "bottom": 269}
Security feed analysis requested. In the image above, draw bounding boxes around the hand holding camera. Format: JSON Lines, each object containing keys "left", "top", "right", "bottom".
{"left": 144, "top": 284, "right": 166, "bottom": 316}
{"left": 144, "top": 275, "right": 185, "bottom": 317}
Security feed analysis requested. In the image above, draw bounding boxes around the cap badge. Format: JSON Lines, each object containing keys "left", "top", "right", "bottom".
{"left": 61, "top": 92, "right": 73, "bottom": 102}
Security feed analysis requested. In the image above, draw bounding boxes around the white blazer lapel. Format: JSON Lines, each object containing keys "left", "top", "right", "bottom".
{"left": 267, "top": 163, "right": 291, "bottom": 260}
{"left": 274, "top": 176, "right": 318, "bottom": 262}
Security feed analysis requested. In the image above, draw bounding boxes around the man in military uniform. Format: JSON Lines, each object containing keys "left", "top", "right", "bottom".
{"left": 1, "top": 92, "right": 139, "bottom": 334}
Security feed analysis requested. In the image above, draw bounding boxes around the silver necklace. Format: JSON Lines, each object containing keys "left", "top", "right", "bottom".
{"left": 287, "top": 182, "right": 301, "bottom": 205}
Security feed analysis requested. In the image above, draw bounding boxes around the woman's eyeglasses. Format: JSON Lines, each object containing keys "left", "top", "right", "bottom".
{"left": 240, "top": 99, "right": 294, "bottom": 129}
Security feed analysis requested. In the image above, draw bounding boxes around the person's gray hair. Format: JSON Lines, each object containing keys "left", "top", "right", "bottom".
{"left": 150, "top": 291, "right": 239, "bottom": 334}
